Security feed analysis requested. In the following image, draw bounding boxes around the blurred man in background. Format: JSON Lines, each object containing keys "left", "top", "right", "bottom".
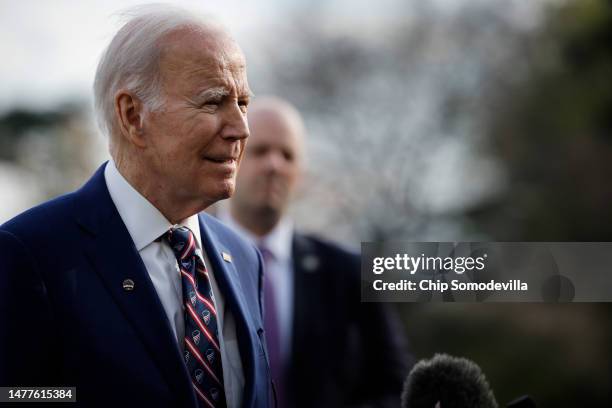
{"left": 218, "top": 96, "right": 411, "bottom": 407}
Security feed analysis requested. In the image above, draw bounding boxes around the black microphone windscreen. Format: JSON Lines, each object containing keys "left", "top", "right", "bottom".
{"left": 401, "top": 353, "right": 498, "bottom": 408}
{"left": 506, "top": 395, "right": 537, "bottom": 408}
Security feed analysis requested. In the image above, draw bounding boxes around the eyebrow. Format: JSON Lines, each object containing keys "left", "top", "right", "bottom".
{"left": 195, "top": 86, "right": 254, "bottom": 100}
{"left": 196, "top": 87, "right": 230, "bottom": 100}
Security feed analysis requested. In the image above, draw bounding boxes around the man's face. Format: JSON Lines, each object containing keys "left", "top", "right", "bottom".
{"left": 233, "top": 107, "right": 302, "bottom": 215}
{"left": 141, "top": 29, "right": 250, "bottom": 207}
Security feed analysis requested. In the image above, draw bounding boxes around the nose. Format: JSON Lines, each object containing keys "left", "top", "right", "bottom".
{"left": 220, "top": 103, "right": 249, "bottom": 141}
{"left": 264, "top": 150, "right": 287, "bottom": 173}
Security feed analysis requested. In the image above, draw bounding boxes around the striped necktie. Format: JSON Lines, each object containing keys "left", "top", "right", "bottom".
{"left": 166, "top": 226, "right": 226, "bottom": 408}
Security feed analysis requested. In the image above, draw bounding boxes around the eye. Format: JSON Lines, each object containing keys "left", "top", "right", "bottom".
{"left": 202, "top": 99, "right": 221, "bottom": 108}
{"left": 283, "top": 150, "right": 294, "bottom": 162}
{"left": 238, "top": 99, "right": 249, "bottom": 113}
{"left": 248, "top": 145, "right": 267, "bottom": 157}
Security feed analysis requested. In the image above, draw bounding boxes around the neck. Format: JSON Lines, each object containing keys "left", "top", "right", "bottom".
{"left": 230, "top": 204, "right": 281, "bottom": 237}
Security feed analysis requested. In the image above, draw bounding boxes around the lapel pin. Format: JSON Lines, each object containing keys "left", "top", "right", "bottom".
{"left": 222, "top": 251, "right": 232, "bottom": 263}
{"left": 302, "top": 255, "right": 320, "bottom": 272}
{"left": 122, "top": 278, "right": 135, "bottom": 291}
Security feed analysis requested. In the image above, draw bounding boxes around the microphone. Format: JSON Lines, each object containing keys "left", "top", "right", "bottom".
{"left": 506, "top": 395, "right": 537, "bottom": 408}
{"left": 400, "top": 353, "right": 498, "bottom": 408}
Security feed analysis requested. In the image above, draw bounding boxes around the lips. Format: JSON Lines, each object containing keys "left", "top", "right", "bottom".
{"left": 202, "top": 143, "right": 242, "bottom": 165}
{"left": 203, "top": 152, "right": 238, "bottom": 163}
{"left": 202, "top": 156, "right": 238, "bottom": 174}
{"left": 206, "top": 157, "right": 236, "bottom": 164}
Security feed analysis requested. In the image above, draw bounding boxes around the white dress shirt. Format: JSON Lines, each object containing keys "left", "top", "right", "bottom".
{"left": 104, "top": 160, "right": 243, "bottom": 407}
{"left": 217, "top": 206, "right": 295, "bottom": 362}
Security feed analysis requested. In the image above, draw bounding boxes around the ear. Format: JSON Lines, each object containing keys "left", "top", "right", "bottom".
{"left": 114, "top": 89, "right": 147, "bottom": 148}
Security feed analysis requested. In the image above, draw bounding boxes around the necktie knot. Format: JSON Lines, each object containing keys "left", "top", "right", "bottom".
{"left": 257, "top": 244, "right": 274, "bottom": 265}
{"left": 166, "top": 226, "right": 196, "bottom": 261}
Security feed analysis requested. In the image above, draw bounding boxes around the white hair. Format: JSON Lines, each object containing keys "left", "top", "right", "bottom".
{"left": 93, "top": 4, "right": 224, "bottom": 138}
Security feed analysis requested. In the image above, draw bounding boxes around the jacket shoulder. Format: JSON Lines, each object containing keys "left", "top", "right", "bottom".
{"left": 0, "top": 192, "right": 77, "bottom": 240}
{"left": 295, "top": 233, "right": 360, "bottom": 266}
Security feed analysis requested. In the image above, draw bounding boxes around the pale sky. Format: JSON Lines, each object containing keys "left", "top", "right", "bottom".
{"left": 0, "top": 0, "right": 292, "bottom": 113}
{"left": 0, "top": 0, "right": 406, "bottom": 112}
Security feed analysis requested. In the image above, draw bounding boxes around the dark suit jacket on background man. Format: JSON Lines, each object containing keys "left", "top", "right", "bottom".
{"left": 289, "top": 233, "right": 410, "bottom": 408}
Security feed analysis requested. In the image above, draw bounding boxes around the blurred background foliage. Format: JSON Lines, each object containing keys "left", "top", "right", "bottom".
{"left": 478, "top": 0, "right": 612, "bottom": 241}
{"left": 1, "top": 0, "right": 610, "bottom": 405}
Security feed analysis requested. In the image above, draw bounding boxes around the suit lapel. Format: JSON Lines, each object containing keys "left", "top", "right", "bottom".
{"left": 198, "top": 214, "right": 257, "bottom": 408}
{"left": 74, "top": 164, "right": 196, "bottom": 408}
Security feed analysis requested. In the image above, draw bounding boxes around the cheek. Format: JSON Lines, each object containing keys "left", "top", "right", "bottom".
{"left": 285, "top": 167, "right": 301, "bottom": 187}
{"left": 153, "top": 108, "right": 218, "bottom": 148}
{"left": 146, "top": 113, "right": 185, "bottom": 155}
{"left": 278, "top": 162, "right": 296, "bottom": 177}
{"left": 150, "top": 134, "right": 183, "bottom": 162}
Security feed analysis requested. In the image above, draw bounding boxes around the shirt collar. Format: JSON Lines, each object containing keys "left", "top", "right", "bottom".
{"left": 217, "top": 205, "right": 293, "bottom": 262}
{"left": 104, "top": 160, "right": 202, "bottom": 251}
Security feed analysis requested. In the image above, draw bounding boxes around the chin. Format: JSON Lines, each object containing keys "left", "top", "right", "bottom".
{"left": 264, "top": 196, "right": 288, "bottom": 212}
{"left": 211, "top": 180, "right": 236, "bottom": 201}
{"left": 259, "top": 202, "right": 284, "bottom": 216}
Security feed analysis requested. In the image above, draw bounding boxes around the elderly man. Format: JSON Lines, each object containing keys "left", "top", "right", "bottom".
{"left": 218, "top": 97, "right": 411, "bottom": 408}
{"left": 0, "top": 6, "right": 270, "bottom": 408}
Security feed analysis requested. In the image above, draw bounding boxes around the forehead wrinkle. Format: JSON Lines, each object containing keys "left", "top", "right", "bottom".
{"left": 233, "top": 75, "right": 252, "bottom": 98}
{"left": 159, "top": 33, "right": 250, "bottom": 100}
{"left": 182, "top": 36, "right": 246, "bottom": 76}
{"left": 159, "top": 34, "right": 239, "bottom": 83}
{"left": 183, "top": 51, "right": 248, "bottom": 86}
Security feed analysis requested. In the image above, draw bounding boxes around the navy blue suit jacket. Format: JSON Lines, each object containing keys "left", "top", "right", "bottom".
{"left": 0, "top": 164, "right": 271, "bottom": 407}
